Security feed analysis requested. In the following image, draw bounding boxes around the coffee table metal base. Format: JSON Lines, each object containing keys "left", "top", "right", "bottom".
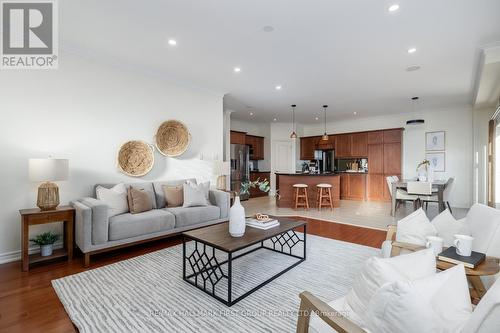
{"left": 182, "top": 224, "right": 307, "bottom": 306}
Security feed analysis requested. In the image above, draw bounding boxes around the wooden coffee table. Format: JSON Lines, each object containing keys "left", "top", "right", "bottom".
{"left": 182, "top": 218, "right": 307, "bottom": 306}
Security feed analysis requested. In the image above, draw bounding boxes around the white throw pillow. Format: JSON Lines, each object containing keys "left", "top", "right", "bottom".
{"left": 309, "top": 297, "right": 361, "bottom": 331}
{"left": 183, "top": 182, "right": 209, "bottom": 207}
{"left": 396, "top": 208, "right": 437, "bottom": 245}
{"left": 431, "top": 209, "right": 471, "bottom": 247}
{"left": 345, "top": 249, "right": 436, "bottom": 319}
{"left": 96, "top": 183, "right": 128, "bottom": 217}
{"left": 363, "top": 264, "right": 472, "bottom": 333}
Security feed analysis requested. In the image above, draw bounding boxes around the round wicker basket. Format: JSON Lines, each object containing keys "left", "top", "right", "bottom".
{"left": 155, "top": 120, "right": 191, "bottom": 157}
{"left": 117, "top": 140, "right": 155, "bottom": 177}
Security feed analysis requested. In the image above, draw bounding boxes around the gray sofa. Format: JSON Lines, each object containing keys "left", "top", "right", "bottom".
{"left": 71, "top": 178, "right": 230, "bottom": 266}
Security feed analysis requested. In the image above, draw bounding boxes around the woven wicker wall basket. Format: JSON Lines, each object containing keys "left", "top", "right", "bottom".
{"left": 117, "top": 140, "right": 155, "bottom": 177}
{"left": 155, "top": 120, "right": 191, "bottom": 157}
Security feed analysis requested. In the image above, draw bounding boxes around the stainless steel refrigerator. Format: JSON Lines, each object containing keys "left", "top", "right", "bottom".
{"left": 314, "top": 149, "right": 335, "bottom": 173}
{"left": 230, "top": 144, "right": 250, "bottom": 200}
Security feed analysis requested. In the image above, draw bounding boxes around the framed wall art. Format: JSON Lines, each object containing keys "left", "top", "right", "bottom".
{"left": 426, "top": 131, "right": 445, "bottom": 151}
{"left": 426, "top": 152, "right": 445, "bottom": 172}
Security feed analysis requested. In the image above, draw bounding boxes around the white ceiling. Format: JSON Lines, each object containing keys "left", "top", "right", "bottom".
{"left": 60, "top": 0, "right": 500, "bottom": 123}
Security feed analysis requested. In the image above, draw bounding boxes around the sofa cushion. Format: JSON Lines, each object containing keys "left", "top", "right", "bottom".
{"left": 108, "top": 210, "right": 175, "bottom": 241}
{"left": 309, "top": 297, "right": 361, "bottom": 332}
{"left": 127, "top": 187, "right": 153, "bottom": 214}
{"left": 153, "top": 179, "right": 197, "bottom": 208}
{"left": 163, "top": 185, "right": 184, "bottom": 207}
{"left": 125, "top": 182, "right": 157, "bottom": 209}
{"left": 165, "top": 205, "right": 220, "bottom": 228}
{"left": 95, "top": 183, "right": 128, "bottom": 218}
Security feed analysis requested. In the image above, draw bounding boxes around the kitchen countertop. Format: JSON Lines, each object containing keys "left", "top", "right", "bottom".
{"left": 250, "top": 170, "right": 270, "bottom": 173}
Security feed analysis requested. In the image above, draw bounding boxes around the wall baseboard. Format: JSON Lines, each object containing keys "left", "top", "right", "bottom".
{"left": 0, "top": 241, "right": 64, "bottom": 265}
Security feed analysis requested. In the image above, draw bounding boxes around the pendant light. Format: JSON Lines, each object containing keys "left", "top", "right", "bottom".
{"left": 290, "top": 104, "right": 297, "bottom": 139}
{"left": 321, "top": 105, "right": 329, "bottom": 141}
{"left": 406, "top": 97, "right": 425, "bottom": 125}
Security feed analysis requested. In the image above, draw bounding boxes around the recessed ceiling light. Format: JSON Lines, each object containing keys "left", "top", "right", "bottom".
{"left": 263, "top": 26, "right": 275, "bottom": 32}
{"left": 234, "top": 67, "right": 241, "bottom": 73}
{"left": 275, "top": 85, "right": 282, "bottom": 90}
{"left": 249, "top": 112, "right": 254, "bottom": 116}
{"left": 407, "top": 48, "right": 417, "bottom": 54}
{"left": 406, "top": 65, "right": 421, "bottom": 72}
{"left": 168, "top": 39, "right": 177, "bottom": 46}
{"left": 273, "top": 118, "right": 277, "bottom": 122}
{"left": 353, "top": 112, "right": 357, "bottom": 115}
{"left": 315, "top": 117, "right": 319, "bottom": 120}
{"left": 388, "top": 4, "right": 399, "bottom": 12}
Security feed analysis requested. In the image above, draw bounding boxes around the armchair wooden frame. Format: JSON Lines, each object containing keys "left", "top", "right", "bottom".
{"left": 296, "top": 291, "right": 366, "bottom": 333}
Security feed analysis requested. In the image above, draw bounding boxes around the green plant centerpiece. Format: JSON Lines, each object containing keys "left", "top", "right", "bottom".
{"left": 30, "top": 231, "right": 59, "bottom": 257}
{"left": 229, "top": 178, "right": 271, "bottom": 238}
{"left": 239, "top": 178, "right": 271, "bottom": 196}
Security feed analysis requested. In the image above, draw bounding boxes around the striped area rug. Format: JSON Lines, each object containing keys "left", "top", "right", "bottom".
{"left": 52, "top": 235, "right": 378, "bottom": 333}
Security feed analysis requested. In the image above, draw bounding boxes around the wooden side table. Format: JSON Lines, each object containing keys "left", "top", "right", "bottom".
{"left": 19, "top": 206, "right": 75, "bottom": 271}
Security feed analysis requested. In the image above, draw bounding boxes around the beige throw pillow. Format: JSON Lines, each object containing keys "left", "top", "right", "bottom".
{"left": 127, "top": 187, "right": 153, "bottom": 214}
{"left": 162, "top": 185, "right": 183, "bottom": 207}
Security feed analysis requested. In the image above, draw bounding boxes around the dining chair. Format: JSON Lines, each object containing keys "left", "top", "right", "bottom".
{"left": 424, "top": 177, "right": 454, "bottom": 213}
{"left": 406, "top": 181, "right": 432, "bottom": 210}
{"left": 386, "top": 176, "right": 419, "bottom": 213}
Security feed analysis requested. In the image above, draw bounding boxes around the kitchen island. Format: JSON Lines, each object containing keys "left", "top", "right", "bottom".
{"left": 275, "top": 173, "right": 341, "bottom": 208}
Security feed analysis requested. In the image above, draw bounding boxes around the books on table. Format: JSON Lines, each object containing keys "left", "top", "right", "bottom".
{"left": 245, "top": 218, "right": 280, "bottom": 230}
{"left": 438, "top": 246, "right": 486, "bottom": 269}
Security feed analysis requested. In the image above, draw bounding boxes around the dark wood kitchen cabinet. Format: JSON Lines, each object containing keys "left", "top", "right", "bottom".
{"left": 335, "top": 134, "right": 351, "bottom": 158}
{"left": 246, "top": 135, "right": 264, "bottom": 160}
{"left": 340, "top": 174, "right": 367, "bottom": 200}
{"left": 230, "top": 131, "right": 246, "bottom": 145}
{"left": 300, "top": 136, "right": 320, "bottom": 160}
{"left": 350, "top": 132, "right": 368, "bottom": 157}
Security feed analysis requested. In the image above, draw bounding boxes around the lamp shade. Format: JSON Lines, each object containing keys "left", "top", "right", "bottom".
{"left": 29, "top": 158, "right": 69, "bottom": 182}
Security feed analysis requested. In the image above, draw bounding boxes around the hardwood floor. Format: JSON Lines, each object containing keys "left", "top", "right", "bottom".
{"left": 0, "top": 218, "right": 386, "bottom": 333}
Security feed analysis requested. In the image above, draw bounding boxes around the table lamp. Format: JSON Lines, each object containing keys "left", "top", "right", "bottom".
{"left": 29, "top": 158, "right": 69, "bottom": 210}
{"left": 214, "top": 161, "right": 230, "bottom": 191}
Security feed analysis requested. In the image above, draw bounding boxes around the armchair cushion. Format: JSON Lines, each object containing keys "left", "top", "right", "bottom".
{"left": 309, "top": 297, "right": 360, "bottom": 332}
{"left": 364, "top": 264, "right": 472, "bottom": 333}
{"left": 431, "top": 209, "right": 470, "bottom": 247}
{"left": 464, "top": 204, "right": 500, "bottom": 255}
{"left": 462, "top": 276, "right": 500, "bottom": 333}
{"left": 395, "top": 208, "right": 437, "bottom": 246}
{"left": 345, "top": 249, "right": 436, "bottom": 320}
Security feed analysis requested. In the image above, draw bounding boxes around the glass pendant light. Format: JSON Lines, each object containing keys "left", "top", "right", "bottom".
{"left": 321, "top": 105, "right": 329, "bottom": 141}
{"left": 406, "top": 97, "right": 424, "bottom": 125}
{"left": 290, "top": 104, "right": 297, "bottom": 139}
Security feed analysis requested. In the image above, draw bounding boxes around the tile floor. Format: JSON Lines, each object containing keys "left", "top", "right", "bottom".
{"left": 241, "top": 196, "right": 468, "bottom": 230}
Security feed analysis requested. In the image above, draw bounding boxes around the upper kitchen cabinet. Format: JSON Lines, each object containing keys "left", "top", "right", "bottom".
{"left": 335, "top": 134, "right": 351, "bottom": 157}
{"left": 316, "top": 135, "right": 335, "bottom": 150}
{"left": 246, "top": 135, "right": 265, "bottom": 160}
{"left": 350, "top": 132, "right": 368, "bottom": 157}
{"left": 383, "top": 129, "right": 402, "bottom": 143}
{"left": 230, "top": 131, "right": 246, "bottom": 145}
{"left": 300, "top": 136, "right": 320, "bottom": 160}
{"left": 367, "top": 131, "right": 384, "bottom": 144}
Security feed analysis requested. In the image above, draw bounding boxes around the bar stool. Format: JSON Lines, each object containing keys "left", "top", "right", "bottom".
{"left": 293, "top": 184, "right": 309, "bottom": 210}
{"left": 316, "top": 183, "right": 334, "bottom": 211}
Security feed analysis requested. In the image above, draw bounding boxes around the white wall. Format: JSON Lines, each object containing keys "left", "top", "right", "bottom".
{"left": 0, "top": 53, "right": 224, "bottom": 262}
{"left": 301, "top": 106, "right": 474, "bottom": 208}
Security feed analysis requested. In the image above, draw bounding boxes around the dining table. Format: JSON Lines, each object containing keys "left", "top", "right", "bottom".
{"left": 391, "top": 179, "right": 448, "bottom": 216}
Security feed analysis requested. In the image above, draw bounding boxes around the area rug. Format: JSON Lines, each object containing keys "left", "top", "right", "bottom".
{"left": 52, "top": 235, "right": 379, "bottom": 333}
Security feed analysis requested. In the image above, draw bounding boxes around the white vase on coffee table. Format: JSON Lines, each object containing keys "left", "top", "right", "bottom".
{"left": 229, "top": 196, "right": 246, "bottom": 237}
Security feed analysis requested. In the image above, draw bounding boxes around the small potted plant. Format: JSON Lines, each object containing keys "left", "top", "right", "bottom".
{"left": 416, "top": 159, "right": 431, "bottom": 182}
{"left": 30, "top": 231, "right": 59, "bottom": 257}
{"left": 229, "top": 178, "right": 271, "bottom": 237}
